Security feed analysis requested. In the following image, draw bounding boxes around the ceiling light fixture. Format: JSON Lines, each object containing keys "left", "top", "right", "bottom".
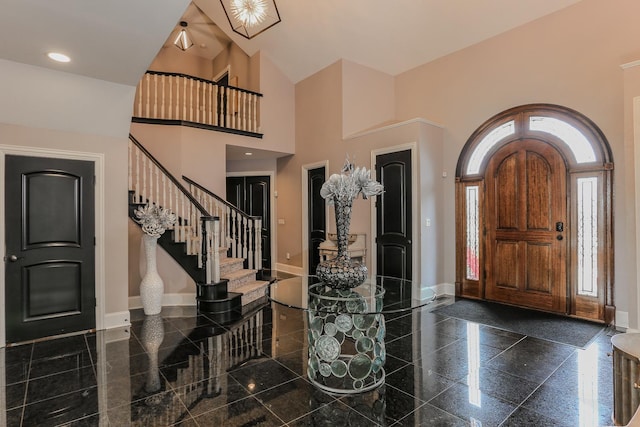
{"left": 220, "top": 0, "right": 281, "bottom": 40}
{"left": 47, "top": 52, "right": 71, "bottom": 63}
{"left": 231, "top": 0, "right": 267, "bottom": 27}
{"left": 173, "top": 21, "right": 194, "bottom": 51}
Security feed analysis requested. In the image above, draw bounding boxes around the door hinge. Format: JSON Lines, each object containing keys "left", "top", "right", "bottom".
{"left": 94, "top": 237, "right": 96, "bottom": 246}
{"left": 94, "top": 297, "right": 97, "bottom": 307}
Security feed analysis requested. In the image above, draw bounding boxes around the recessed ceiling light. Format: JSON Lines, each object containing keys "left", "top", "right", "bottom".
{"left": 245, "top": 152, "right": 253, "bottom": 156}
{"left": 47, "top": 52, "right": 71, "bottom": 63}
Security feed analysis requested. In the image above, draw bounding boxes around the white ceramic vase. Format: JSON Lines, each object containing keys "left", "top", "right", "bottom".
{"left": 140, "top": 234, "right": 164, "bottom": 315}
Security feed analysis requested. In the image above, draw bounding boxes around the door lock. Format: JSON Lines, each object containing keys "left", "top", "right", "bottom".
{"left": 555, "top": 222, "right": 564, "bottom": 232}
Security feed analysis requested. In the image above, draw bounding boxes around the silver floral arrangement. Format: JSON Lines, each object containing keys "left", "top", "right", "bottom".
{"left": 320, "top": 156, "right": 384, "bottom": 203}
{"left": 134, "top": 204, "right": 177, "bottom": 237}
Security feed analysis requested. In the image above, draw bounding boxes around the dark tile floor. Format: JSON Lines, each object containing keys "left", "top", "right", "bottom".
{"left": 1, "top": 297, "right": 617, "bottom": 426}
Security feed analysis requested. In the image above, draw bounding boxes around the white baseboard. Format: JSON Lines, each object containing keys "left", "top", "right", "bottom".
{"left": 275, "top": 263, "right": 304, "bottom": 276}
{"left": 128, "top": 293, "right": 197, "bottom": 310}
{"left": 104, "top": 310, "right": 131, "bottom": 329}
{"left": 423, "top": 282, "right": 455, "bottom": 299}
{"left": 616, "top": 310, "right": 630, "bottom": 330}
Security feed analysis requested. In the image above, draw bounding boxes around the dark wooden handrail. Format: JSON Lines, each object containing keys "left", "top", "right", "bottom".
{"left": 182, "top": 175, "right": 261, "bottom": 221}
{"left": 129, "top": 134, "right": 209, "bottom": 215}
{"left": 145, "top": 70, "right": 263, "bottom": 98}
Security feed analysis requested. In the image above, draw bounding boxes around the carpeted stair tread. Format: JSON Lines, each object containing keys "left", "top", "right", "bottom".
{"left": 234, "top": 280, "right": 270, "bottom": 305}
{"left": 223, "top": 268, "right": 258, "bottom": 281}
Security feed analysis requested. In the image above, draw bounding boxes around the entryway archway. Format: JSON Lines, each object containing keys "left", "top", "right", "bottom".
{"left": 455, "top": 104, "right": 614, "bottom": 324}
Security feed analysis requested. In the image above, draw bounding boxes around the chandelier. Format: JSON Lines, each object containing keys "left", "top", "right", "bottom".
{"left": 220, "top": 0, "right": 281, "bottom": 40}
{"left": 173, "top": 21, "right": 193, "bottom": 51}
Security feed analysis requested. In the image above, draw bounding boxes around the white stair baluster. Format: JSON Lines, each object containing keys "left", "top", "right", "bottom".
{"left": 145, "top": 73, "right": 150, "bottom": 117}
{"left": 153, "top": 73, "right": 158, "bottom": 118}
{"left": 255, "top": 218, "right": 262, "bottom": 271}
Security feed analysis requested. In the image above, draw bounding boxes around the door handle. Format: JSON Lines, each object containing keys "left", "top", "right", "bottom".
{"left": 4, "top": 254, "right": 23, "bottom": 262}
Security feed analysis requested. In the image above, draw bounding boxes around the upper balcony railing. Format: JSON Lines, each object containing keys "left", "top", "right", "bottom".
{"left": 132, "top": 71, "right": 263, "bottom": 138}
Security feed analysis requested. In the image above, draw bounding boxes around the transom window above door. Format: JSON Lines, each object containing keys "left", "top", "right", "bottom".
{"left": 455, "top": 104, "right": 614, "bottom": 323}
{"left": 462, "top": 104, "right": 609, "bottom": 176}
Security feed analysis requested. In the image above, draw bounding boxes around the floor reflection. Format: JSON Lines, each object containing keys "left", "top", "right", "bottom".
{"left": 1, "top": 297, "right": 616, "bottom": 426}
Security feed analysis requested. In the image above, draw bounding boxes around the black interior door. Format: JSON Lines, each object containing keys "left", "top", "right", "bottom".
{"left": 226, "top": 175, "right": 271, "bottom": 271}
{"left": 308, "top": 167, "right": 326, "bottom": 274}
{"left": 375, "top": 150, "right": 412, "bottom": 280}
{"left": 5, "top": 155, "right": 95, "bottom": 343}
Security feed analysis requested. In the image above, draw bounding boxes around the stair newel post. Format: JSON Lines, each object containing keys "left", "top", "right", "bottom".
{"left": 201, "top": 216, "right": 210, "bottom": 283}
{"left": 213, "top": 217, "right": 221, "bottom": 283}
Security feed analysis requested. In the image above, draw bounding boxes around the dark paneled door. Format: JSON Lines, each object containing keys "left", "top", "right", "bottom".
{"left": 376, "top": 150, "right": 412, "bottom": 280}
{"left": 226, "top": 175, "right": 271, "bottom": 271}
{"left": 5, "top": 155, "right": 95, "bottom": 343}
{"left": 308, "top": 167, "right": 326, "bottom": 274}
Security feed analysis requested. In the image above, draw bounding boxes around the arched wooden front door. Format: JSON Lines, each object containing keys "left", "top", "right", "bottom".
{"left": 455, "top": 104, "right": 614, "bottom": 324}
{"left": 485, "top": 140, "right": 567, "bottom": 313}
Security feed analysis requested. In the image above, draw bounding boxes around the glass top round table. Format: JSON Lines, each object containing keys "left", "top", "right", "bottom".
{"left": 267, "top": 276, "right": 436, "bottom": 394}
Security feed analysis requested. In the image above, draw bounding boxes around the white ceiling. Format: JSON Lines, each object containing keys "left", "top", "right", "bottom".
{"left": 0, "top": 0, "right": 582, "bottom": 87}
{"left": 193, "top": 0, "right": 583, "bottom": 83}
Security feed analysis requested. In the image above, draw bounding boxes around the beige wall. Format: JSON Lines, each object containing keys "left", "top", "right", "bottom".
{"left": 342, "top": 61, "right": 395, "bottom": 138}
{"left": 0, "top": 60, "right": 133, "bottom": 327}
{"left": 280, "top": 59, "right": 446, "bottom": 287}
{"left": 278, "top": 61, "right": 343, "bottom": 271}
{"left": 0, "top": 123, "right": 129, "bottom": 317}
{"left": 282, "top": 0, "right": 640, "bottom": 327}
{"left": 624, "top": 63, "right": 640, "bottom": 330}
{"left": 212, "top": 42, "right": 252, "bottom": 88}
{"left": 392, "top": 0, "right": 639, "bottom": 324}
{"left": 149, "top": 48, "right": 214, "bottom": 81}
{"left": 258, "top": 52, "right": 296, "bottom": 154}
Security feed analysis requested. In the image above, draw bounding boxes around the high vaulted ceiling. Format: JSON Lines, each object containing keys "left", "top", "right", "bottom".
{"left": 1, "top": 0, "right": 583, "bottom": 86}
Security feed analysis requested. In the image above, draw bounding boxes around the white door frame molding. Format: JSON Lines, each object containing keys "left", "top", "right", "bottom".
{"left": 370, "top": 142, "right": 419, "bottom": 299}
{"left": 301, "top": 160, "right": 329, "bottom": 275}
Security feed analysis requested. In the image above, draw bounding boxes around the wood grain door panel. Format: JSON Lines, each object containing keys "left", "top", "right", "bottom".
{"left": 485, "top": 140, "right": 567, "bottom": 313}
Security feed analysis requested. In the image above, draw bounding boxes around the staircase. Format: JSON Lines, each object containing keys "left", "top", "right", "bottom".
{"left": 128, "top": 134, "right": 271, "bottom": 319}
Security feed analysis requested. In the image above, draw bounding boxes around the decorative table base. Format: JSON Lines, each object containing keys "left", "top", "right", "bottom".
{"left": 306, "top": 283, "right": 386, "bottom": 394}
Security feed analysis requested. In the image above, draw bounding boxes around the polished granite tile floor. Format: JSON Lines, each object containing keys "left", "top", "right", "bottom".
{"left": 1, "top": 297, "right": 617, "bottom": 426}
